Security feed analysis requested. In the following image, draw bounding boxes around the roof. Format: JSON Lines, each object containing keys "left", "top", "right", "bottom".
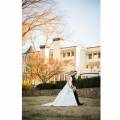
{"left": 61, "top": 45, "right": 78, "bottom": 49}
{"left": 53, "top": 37, "right": 64, "bottom": 41}
{"left": 23, "top": 46, "right": 40, "bottom": 55}
{"left": 87, "top": 46, "right": 101, "bottom": 49}
{"left": 40, "top": 45, "right": 50, "bottom": 49}
{"left": 23, "top": 43, "right": 100, "bottom": 55}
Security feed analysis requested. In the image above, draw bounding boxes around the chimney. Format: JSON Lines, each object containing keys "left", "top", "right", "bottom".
{"left": 53, "top": 38, "right": 64, "bottom": 61}
{"left": 40, "top": 45, "right": 50, "bottom": 63}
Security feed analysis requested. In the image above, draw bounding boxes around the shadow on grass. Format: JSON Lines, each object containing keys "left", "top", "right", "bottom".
{"left": 23, "top": 112, "right": 100, "bottom": 120}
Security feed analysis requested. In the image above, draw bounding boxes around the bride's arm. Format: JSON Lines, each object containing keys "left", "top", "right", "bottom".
{"left": 67, "top": 76, "right": 76, "bottom": 91}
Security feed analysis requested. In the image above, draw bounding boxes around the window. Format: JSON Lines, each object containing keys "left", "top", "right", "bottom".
{"left": 67, "top": 52, "right": 70, "bottom": 57}
{"left": 88, "top": 54, "right": 92, "bottom": 59}
{"left": 63, "top": 53, "right": 66, "bottom": 58}
{"left": 93, "top": 53, "right": 98, "bottom": 59}
{"left": 27, "top": 55, "right": 31, "bottom": 62}
{"left": 94, "top": 53, "right": 97, "bottom": 55}
{"left": 98, "top": 53, "right": 101, "bottom": 58}
{"left": 71, "top": 51, "right": 74, "bottom": 56}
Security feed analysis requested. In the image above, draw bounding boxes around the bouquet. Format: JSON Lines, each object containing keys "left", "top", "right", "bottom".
{"left": 71, "top": 85, "right": 76, "bottom": 91}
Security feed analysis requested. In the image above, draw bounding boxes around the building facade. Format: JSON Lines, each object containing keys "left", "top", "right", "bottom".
{"left": 23, "top": 38, "right": 101, "bottom": 82}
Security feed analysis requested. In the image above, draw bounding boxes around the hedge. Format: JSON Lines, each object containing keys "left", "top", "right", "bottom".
{"left": 36, "top": 76, "right": 100, "bottom": 90}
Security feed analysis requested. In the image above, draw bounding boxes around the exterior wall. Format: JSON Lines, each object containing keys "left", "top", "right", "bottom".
{"left": 22, "top": 44, "right": 101, "bottom": 81}
{"left": 61, "top": 47, "right": 76, "bottom": 67}
{"left": 22, "top": 52, "right": 40, "bottom": 65}
{"left": 80, "top": 46, "right": 100, "bottom": 78}
{"left": 23, "top": 88, "right": 100, "bottom": 98}
{"left": 86, "top": 46, "right": 100, "bottom": 72}
{"left": 60, "top": 46, "right": 77, "bottom": 80}
{"left": 49, "top": 45, "right": 100, "bottom": 79}
{"left": 40, "top": 47, "right": 49, "bottom": 63}
{"left": 78, "top": 46, "right": 87, "bottom": 74}
{"left": 53, "top": 39, "right": 63, "bottom": 61}
{"left": 80, "top": 47, "right": 87, "bottom": 70}
{"left": 75, "top": 46, "right": 81, "bottom": 74}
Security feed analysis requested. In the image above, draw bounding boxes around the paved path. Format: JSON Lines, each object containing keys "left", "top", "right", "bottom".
{"left": 22, "top": 96, "right": 100, "bottom": 120}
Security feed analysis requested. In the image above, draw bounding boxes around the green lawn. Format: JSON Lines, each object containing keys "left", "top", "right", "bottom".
{"left": 22, "top": 96, "right": 100, "bottom": 120}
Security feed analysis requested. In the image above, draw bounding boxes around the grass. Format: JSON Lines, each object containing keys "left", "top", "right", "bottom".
{"left": 22, "top": 96, "right": 100, "bottom": 120}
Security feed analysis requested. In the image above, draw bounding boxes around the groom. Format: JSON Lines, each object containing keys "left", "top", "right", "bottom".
{"left": 71, "top": 71, "right": 83, "bottom": 105}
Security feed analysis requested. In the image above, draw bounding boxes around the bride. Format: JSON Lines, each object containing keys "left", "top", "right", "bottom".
{"left": 41, "top": 72, "right": 78, "bottom": 106}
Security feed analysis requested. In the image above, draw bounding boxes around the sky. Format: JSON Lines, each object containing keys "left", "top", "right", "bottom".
{"left": 23, "top": 0, "right": 100, "bottom": 51}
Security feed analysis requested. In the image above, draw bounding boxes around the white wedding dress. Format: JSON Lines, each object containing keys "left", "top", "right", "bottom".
{"left": 41, "top": 76, "right": 78, "bottom": 106}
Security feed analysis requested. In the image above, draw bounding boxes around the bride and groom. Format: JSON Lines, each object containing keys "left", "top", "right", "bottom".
{"left": 41, "top": 71, "right": 83, "bottom": 106}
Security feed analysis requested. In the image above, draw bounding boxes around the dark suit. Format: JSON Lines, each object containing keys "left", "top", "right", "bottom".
{"left": 71, "top": 75, "right": 81, "bottom": 105}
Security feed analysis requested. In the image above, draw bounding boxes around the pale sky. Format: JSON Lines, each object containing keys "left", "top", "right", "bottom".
{"left": 23, "top": 0, "right": 100, "bottom": 51}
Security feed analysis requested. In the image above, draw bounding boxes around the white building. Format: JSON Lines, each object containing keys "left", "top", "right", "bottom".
{"left": 49, "top": 38, "right": 100, "bottom": 79}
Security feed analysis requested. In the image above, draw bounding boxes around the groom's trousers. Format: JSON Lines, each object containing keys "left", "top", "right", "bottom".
{"left": 74, "top": 90, "right": 81, "bottom": 105}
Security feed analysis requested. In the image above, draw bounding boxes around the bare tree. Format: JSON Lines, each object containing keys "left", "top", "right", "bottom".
{"left": 22, "top": 0, "right": 63, "bottom": 45}
{"left": 23, "top": 50, "right": 74, "bottom": 83}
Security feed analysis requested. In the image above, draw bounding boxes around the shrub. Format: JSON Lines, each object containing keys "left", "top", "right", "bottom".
{"left": 22, "top": 83, "right": 32, "bottom": 91}
{"left": 36, "top": 76, "right": 100, "bottom": 90}
{"left": 55, "top": 81, "right": 66, "bottom": 89}
{"left": 36, "top": 81, "right": 66, "bottom": 90}
{"left": 77, "top": 75, "right": 81, "bottom": 82}
{"left": 36, "top": 83, "right": 55, "bottom": 89}
{"left": 22, "top": 80, "right": 33, "bottom": 91}
{"left": 75, "top": 76, "right": 100, "bottom": 88}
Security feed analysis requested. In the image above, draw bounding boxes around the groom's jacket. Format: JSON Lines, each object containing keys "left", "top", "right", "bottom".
{"left": 71, "top": 75, "right": 76, "bottom": 86}
{"left": 71, "top": 75, "right": 81, "bottom": 105}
